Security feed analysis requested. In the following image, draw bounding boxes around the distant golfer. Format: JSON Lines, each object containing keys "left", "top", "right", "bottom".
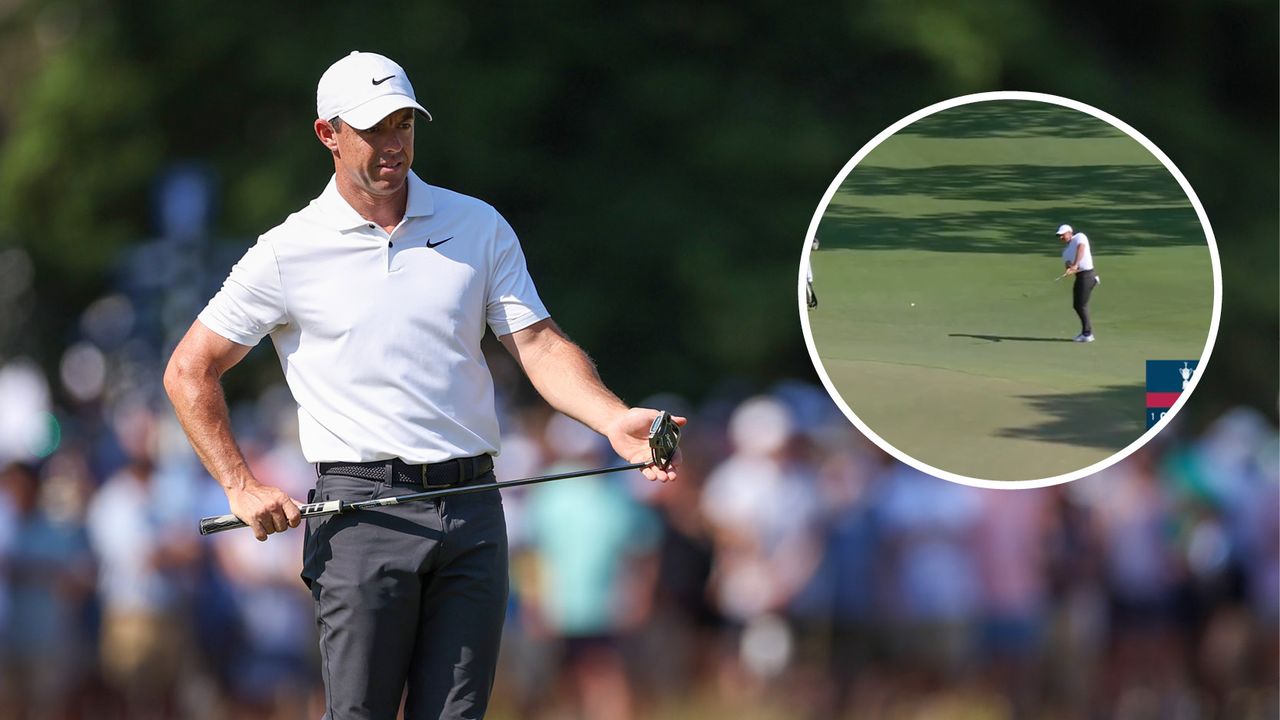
{"left": 806, "top": 256, "right": 817, "bottom": 309}
{"left": 1057, "top": 223, "right": 1099, "bottom": 342}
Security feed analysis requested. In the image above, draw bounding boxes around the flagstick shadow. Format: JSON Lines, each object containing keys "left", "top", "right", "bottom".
{"left": 948, "top": 333, "right": 1075, "bottom": 343}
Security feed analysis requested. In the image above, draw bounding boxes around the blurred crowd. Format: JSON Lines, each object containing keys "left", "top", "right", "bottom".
{"left": 0, "top": 346, "right": 1276, "bottom": 720}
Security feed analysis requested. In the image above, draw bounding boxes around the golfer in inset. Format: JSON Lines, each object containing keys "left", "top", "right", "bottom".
{"left": 806, "top": 256, "right": 817, "bottom": 309}
{"left": 164, "top": 51, "right": 682, "bottom": 719}
{"left": 1057, "top": 223, "right": 1099, "bottom": 342}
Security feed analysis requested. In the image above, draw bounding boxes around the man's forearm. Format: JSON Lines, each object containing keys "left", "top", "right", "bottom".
{"left": 502, "top": 319, "right": 681, "bottom": 482}
{"left": 517, "top": 331, "right": 627, "bottom": 433}
{"left": 164, "top": 362, "right": 256, "bottom": 493}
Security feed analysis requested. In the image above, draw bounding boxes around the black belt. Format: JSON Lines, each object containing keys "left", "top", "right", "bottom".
{"left": 317, "top": 454, "right": 493, "bottom": 488}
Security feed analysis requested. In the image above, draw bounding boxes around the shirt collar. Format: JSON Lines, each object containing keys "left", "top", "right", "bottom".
{"left": 315, "top": 171, "right": 436, "bottom": 231}
{"left": 404, "top": 171, "right": 435, "bottom": 219}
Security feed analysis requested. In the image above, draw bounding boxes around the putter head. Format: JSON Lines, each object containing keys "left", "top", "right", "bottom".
{"left": 647, "top": 411, "right": 681, "bottom": 469}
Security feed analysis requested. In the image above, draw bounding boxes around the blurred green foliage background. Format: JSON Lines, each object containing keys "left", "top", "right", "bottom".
{"left": 0, "top": 0, "right": 1274, "bottom": 424}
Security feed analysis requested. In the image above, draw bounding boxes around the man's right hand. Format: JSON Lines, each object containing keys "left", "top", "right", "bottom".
{"left": 227, "top": 482, "right": 302, "bottom": 541}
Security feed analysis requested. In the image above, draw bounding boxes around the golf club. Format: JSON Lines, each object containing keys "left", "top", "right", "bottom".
{"left": 1022, "top": 271, "right": 1070, "bottom": 298}
{"left": 198, "top": 411, "right": 682, "bottom": 535}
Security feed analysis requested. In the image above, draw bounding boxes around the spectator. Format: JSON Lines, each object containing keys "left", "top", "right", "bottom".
{"left": 875, "top": 464, "right": 982, "bottom": 688}
{"left": 0, "top": 461, "right": 95, "bottom": 720}
{"left": 526, "top": 413, "right": 662, "bottom": 720}
{"left": 1085, "top": 448, "right": 1187, "bottom": 716}
{"left": 635, "top": 428, "right": 719, "bottom": 701}
{"left": 85, "top": 404, "right": 200, "bottom": 718}
{"left": 701, "top": 396, "right": 821, "bottom": 693}
{"left": 787, "top": 436, "right": 883, "bottom": 719}
{"left": 0, "top": 474, "right": 13, "bottom": 694}
{"left": 209, "top": 435, "right": 319, "bottom": 719}
{"left": 973, "top": 487, "right": 1052, "bottom": 718}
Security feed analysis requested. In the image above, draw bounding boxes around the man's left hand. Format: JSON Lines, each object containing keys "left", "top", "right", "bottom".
{"left": 604, "top": 408, "right": 687, "bottom": 482}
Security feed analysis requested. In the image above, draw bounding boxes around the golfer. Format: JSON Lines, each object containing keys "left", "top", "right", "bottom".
{"left": 806, "top": 256, "right": 817, "bottom": 309}
{"left": 1057, "top": 223, "right": 1099, "bottom": 342}
{"left": 164, "top": 51, "right": 682, "bottom": 719}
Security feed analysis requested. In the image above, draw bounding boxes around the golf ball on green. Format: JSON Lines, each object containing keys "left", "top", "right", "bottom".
{"left": 910, "top": 303, "right": 915, "bottom": 307}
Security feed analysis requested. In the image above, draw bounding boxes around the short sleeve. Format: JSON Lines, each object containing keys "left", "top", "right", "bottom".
{"left": 486, "top": 211, "right": 550, "bottom": 336}
{"left": 197, "top": 238, "right": 288, "bottom": 347}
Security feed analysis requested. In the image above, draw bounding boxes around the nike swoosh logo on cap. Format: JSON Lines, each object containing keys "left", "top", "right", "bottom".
{"left": 372, "top": 75, "right": 395, "bottom": 85}
{"left": 425, "top": 236, "right": 453, "bottom": 248}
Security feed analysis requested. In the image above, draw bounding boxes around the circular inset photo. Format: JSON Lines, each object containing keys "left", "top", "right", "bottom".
{"left": 801, "top": 92, "right": 1220, "bottom": 488}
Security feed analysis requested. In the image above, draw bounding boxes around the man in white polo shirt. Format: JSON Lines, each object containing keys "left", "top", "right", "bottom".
{"left": 164, "top": 51, "right": 683, "bottom": 719}
{"left": 1057, "top": 223, "right": 1100, "bottom": 342}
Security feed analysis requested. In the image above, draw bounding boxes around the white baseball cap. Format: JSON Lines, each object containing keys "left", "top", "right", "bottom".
{"left": 316, "top": 51, "right": 432, "bottom": 130}
{"left": 1056, "top": 224, "right": 1073, "bottom": 235}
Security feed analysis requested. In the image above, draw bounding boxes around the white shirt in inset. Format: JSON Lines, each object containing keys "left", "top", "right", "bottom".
{"left": 198, "top": 171, "right": 549, "bottom": 463}
{"left": 1062, "top": 232, "right": 1094, "bottom": 271}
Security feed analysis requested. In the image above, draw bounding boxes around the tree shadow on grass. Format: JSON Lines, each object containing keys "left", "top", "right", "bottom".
{"left": 840, "top": 164, "right": 1185, "bottom": 206}
{"left": 996, "top": 383, "right": 1145, "bottom": 451}
{"left": 819, "top": 202, "right": 1204, "bottom": 256}
{"left": 900, "top": 102, "right": 1122, "bottom": 139}
{"left": 949, "top": 333, "right": 1074, "bottom": 343}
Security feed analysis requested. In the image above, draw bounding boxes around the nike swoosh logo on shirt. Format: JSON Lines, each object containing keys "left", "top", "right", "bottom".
{"left": 425, "top": 236, "right": 453, "bottom": 248}
{"left": 372, "top": 75, "right": 395, "bottom": 85}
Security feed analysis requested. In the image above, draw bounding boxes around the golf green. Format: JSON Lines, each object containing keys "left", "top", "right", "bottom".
{"left": 809, "top": 101, "right": 1215, "bottom": 481}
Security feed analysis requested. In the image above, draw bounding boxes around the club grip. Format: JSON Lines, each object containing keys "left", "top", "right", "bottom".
{"left": 199, "top": 512, "right": 247, "bottom": 535}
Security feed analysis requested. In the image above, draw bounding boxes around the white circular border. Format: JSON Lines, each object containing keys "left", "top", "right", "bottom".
{"left": 798, "top": 91, "right": 1223, "bottom": 490}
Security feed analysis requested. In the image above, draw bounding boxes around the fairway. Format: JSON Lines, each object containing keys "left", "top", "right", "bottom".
{"left": 809, "top": 101, "right": 1215, "bottom": 481}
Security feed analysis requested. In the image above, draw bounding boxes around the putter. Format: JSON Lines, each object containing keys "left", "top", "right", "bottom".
{"left": 198, "top": 411, "right": 682, "bottom": 535}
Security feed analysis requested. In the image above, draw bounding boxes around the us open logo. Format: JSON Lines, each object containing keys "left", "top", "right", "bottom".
{"left": 1146, "top": 360, "right": 1198, "bottom": 429}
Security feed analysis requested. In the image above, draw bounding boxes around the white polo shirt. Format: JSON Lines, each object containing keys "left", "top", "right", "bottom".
{"left": 1062, "top": 232, "right": 1094, "bottom": 271}
{"left": 198, "top": 172, "right": 549, "bottom": 463}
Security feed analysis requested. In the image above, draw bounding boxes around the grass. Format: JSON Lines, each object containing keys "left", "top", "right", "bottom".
{"left": 809, "top": 101, "right": 1214, "bottom": 481}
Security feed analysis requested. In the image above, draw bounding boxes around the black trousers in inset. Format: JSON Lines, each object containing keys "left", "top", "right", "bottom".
{"left": 1072, "top": 269, "right": 1098, "bottom": 335}
{"left": 301, "top": 469, "right": 508, "bottom": 720}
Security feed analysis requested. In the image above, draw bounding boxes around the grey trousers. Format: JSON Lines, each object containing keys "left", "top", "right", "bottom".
{"left": 1072, "top": 269, "right": 1099, "bottom": 335}
{"left": 301, "top": 469, "right": 508, "bottom": 719}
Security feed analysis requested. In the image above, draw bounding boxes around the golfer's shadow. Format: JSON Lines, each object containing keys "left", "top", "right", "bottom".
{"left": 949, "top": 333, "right": 1074, "bottom": 343}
